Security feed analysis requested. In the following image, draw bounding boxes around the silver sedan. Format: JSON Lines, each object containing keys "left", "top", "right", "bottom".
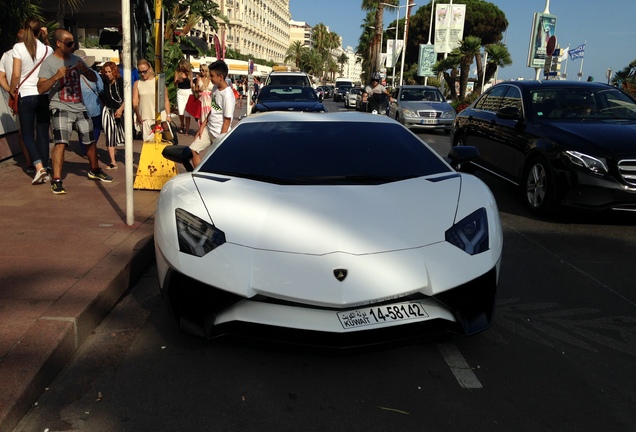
{"left": 388, "top": 85, "right": 456, "bottom": 133}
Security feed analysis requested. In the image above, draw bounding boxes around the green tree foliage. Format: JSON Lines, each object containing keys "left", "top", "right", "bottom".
{"left": 0, "top": 0, "right": 44, "bottom": 54}
{"left": 356, "top": 10, "right": 377, "bottom": 83}
{"left": 285, "top": 41, "right": 307, "bottom": 69}
{"left": 286, "top": 23, "right": 341, "bottom": 83}
{"left": 371, "top": 0, "right": 508, "bottom": 99}
{"left": 143, "top": 0, "right": 224, "bottom": 105}
{"left": 361, "top": 0, "right": 398, "bottom": 81}
{"left": 613, "top": 59, "right": 636, "bottom": 97}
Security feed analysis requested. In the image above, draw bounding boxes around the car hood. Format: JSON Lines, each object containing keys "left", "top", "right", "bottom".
{"left": 192, "top": 174, "right": 461, "bottom": 255}
{"left": 255, "top": 101, "right": 325, "bottom": 112}
{"left": 544, "top": 120, "right": 636, "bottom": 157}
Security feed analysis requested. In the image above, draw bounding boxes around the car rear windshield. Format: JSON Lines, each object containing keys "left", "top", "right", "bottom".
{"left": 199, "top": 121, "right": 451, "bottom": 184}
{"left": 267, "top": 75, "right": 311, "bottom": 86}
{"left": 258, "top": 87, "right": 318, "bottom": 102}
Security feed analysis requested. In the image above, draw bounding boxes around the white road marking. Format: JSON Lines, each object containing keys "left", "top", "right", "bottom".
{"left": 437, "top": 343, "right": 483, "bottom": 389}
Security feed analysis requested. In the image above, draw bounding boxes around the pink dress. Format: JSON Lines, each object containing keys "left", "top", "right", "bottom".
{"left": 198, "top": 79, "right": 214, "bottom": 124}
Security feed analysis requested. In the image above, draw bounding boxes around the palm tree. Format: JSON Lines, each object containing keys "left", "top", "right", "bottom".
{"left": 477, "top": 43, "right": 512, "bottom": 92}
{"left": 356, "top": 10, "right": 376, "bottom": 83}
{"left": 285, "top": 41, "right": 306, "bottom": 69}
{"left": 455, "top": 35, "right": 482, "bottom": 100}
{"left": 337, "top": 53, "right": 349, "bottom": 75}
{"left": 361, "top": 0, "right": 385, "bottom": 79}
{"left": 433, "top": 54, "right": 461, "bottom": 100}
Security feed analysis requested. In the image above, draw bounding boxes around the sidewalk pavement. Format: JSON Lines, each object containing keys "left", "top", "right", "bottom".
{"left": 0, "top": 105, "right": 246, "bottom": 432}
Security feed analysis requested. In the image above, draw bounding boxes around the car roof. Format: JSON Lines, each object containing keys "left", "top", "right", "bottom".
{"left": 491, "top": 80, "right": 614, "bottom": 90}
{"left": 268, "top": 71, "right": 309, "bottom": 76}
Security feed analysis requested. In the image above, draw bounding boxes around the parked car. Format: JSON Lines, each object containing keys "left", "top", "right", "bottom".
{"left": 156, "top": 112, "right": 503, "bottom": 346}
{"left": 344, "top": 87, "right": 362, "bottom": 109}
{"left": 451, "top": 81, "right": 636, "bottom": 215}
{"left": 314, "top": 86, "right": 325, "bottom": 101}
{"left": 388, "top": 85, "right": 456, "bottom": 133}
{"left": 251, "top": 85, "right": 327, "bottom": 114}
{"left": 265, "top": 71, "right": 312, "bottom": 87}
{"left": 333, "top": 85, "right": 351, "bottom": 102}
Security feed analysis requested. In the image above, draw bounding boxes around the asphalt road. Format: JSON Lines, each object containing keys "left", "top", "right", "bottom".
{"left": 14, "top": 101, "right": 636, "bottom": 432}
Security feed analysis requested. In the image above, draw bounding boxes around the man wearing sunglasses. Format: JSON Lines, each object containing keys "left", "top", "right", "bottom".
{"left": 37, "top": 28, "right": 113, "bottom": 195}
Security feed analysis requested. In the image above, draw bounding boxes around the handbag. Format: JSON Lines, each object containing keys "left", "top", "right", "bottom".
{"left": 8, "top": 94, "right": 19, "bottom": 113}
{"left": 9, "top": 46, "right": 50, "bottom": 114}
{"left": 161, "top": 120, "right": 178, "bottom": 145}
{"left": 185, "top": 94, "right": 201, "bottom": 119}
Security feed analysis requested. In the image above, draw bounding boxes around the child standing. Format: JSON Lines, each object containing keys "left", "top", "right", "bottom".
{"left": 189, "top": 60, "right": 235, "bottom": 168}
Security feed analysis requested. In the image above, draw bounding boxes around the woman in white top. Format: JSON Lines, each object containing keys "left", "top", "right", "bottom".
{"left": 132, "top": 59, "right": 170, "bottom": 141}
{"left": 10, "top": 17, "right": 52, "bottom": 184}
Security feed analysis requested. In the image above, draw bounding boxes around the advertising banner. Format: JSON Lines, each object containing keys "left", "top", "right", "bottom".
{"left": 386, "top": 40, "right": 404, "bottom": 68}
{"left": 417, "top": 44, "right": 437, "bottom": 76}
{"left": 434, "top": 4, "right": 467, "bottom": 54}
{"left": 527, "top": 12, "right": 557, "bottom": 68}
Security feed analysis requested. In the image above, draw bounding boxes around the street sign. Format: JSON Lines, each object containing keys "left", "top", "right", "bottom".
{"left": 546, "top": 35, "right": 557, "bottom": 57}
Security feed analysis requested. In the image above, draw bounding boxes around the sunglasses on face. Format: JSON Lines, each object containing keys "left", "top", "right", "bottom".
{"left": 139, "top": 69, "right": 149, "bottom": 75}
{"left": 62, "top": 40, "right": 75, "bottom": 48}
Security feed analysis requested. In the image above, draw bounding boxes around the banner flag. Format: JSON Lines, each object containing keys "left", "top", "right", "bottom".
{"left": 214, "top": 35, "right": 224, "bottom": 60}
{"left": 434, "top": 4, "right": 467, "bottom": 54}
{"left": 569, "top": 44, "right": 585, "bottom": 60}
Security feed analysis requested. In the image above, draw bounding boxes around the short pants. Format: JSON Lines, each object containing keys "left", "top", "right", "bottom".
{"left": 50, "top": 108, "right": 94, "bottom": 145}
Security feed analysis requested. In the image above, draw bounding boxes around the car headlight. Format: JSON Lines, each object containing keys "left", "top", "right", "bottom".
{"left": 445, "top": 208, "right": 489, "bottom": 255}
{"left": 175, "top": 208, "right": 226, "bottom": 257}
{"left": 563, "top": 151, "right": 608, "bottom": 175}
{"left": 442, "top": 110, "right": 456, "bottom": 119}
{"left": 402, "top": 108, "right": 418, "bottom": 117}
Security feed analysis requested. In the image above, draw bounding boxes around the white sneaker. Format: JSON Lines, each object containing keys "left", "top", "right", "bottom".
{"left": 32, "top": 168, "right": 50, "bottom": 185}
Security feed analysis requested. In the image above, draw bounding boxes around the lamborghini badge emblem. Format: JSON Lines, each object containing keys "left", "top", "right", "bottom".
{"left": 333, "top": 269, "right": 348, "bottom": 282}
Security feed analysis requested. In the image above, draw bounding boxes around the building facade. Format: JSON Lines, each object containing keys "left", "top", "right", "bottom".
{"left": 192, "top": 0, "right": 291, "bottom": 64}
{"left": 289, "top": 20, "right": 313, "bottom": 48}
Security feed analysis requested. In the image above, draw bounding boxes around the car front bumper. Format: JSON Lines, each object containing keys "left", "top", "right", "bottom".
{"left": 558, "top": 168, "right": 636, "bottom": 211}
{"left": 403, "top": 116, "right": 455, "bottom": 129}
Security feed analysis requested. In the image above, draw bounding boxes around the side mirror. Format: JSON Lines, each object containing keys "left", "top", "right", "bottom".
{"left": 447, "top": 146, "right": 479, "bottom": 170}
{"left": 497, "top": 106, "right": 522, "bottom": 120}
{"left": 162, "top": 145, "right": 194, "bottom": 172}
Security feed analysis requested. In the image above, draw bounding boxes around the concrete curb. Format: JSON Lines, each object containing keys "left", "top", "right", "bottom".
{"left": 0, "top": 218, "right": 155, "bottom": 432}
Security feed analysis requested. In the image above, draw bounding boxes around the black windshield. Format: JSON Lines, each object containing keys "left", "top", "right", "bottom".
{"left": 199, "top": 121, "right": 451, "bottom": 185}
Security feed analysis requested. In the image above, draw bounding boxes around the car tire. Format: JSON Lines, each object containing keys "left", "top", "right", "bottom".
{"left": 522, "top": 155, "right": 555, "bottom": 216}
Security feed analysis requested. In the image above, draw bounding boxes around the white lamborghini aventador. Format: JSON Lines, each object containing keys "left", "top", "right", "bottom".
{"left": 155, "top": 111, "right": 503, "bottom": 347}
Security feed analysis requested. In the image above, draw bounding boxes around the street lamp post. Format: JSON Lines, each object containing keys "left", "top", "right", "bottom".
{"left": 382, "top": 1, "right": 416, "bottom": 87}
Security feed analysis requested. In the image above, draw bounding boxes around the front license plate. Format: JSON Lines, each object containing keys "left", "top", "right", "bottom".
{"left": 337, "top": 301, "right": 429, "bottom": 329}
{"left": 421, "top": 119, "right": 437, "bottom": 125}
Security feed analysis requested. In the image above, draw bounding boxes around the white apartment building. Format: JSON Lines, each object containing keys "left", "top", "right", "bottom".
{"left": 192, "top": 0, "right": 291, "bottom": 64}
{"left": 290, "top": 20, "right": 313, "bottom": 48}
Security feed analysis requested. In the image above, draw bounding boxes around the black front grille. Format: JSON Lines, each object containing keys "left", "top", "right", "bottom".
{"left": 617, "top": 159, "right": 636, "bottom": 186}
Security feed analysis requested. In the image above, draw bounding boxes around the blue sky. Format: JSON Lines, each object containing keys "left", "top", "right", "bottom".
{"left": 290, "top": 0, "right": 636, "bottom": 82}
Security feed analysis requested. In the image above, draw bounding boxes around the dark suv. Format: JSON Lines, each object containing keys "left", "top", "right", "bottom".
{"left": 334, "top": 86, "right": 351, "bottom": 102}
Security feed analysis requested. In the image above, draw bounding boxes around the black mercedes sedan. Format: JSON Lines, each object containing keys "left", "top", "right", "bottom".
{"left": 450, "top": 81, "right": 636, "bottom": 215}
{"left": 251, "top": 85, "right": 327, "bottom": 114}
